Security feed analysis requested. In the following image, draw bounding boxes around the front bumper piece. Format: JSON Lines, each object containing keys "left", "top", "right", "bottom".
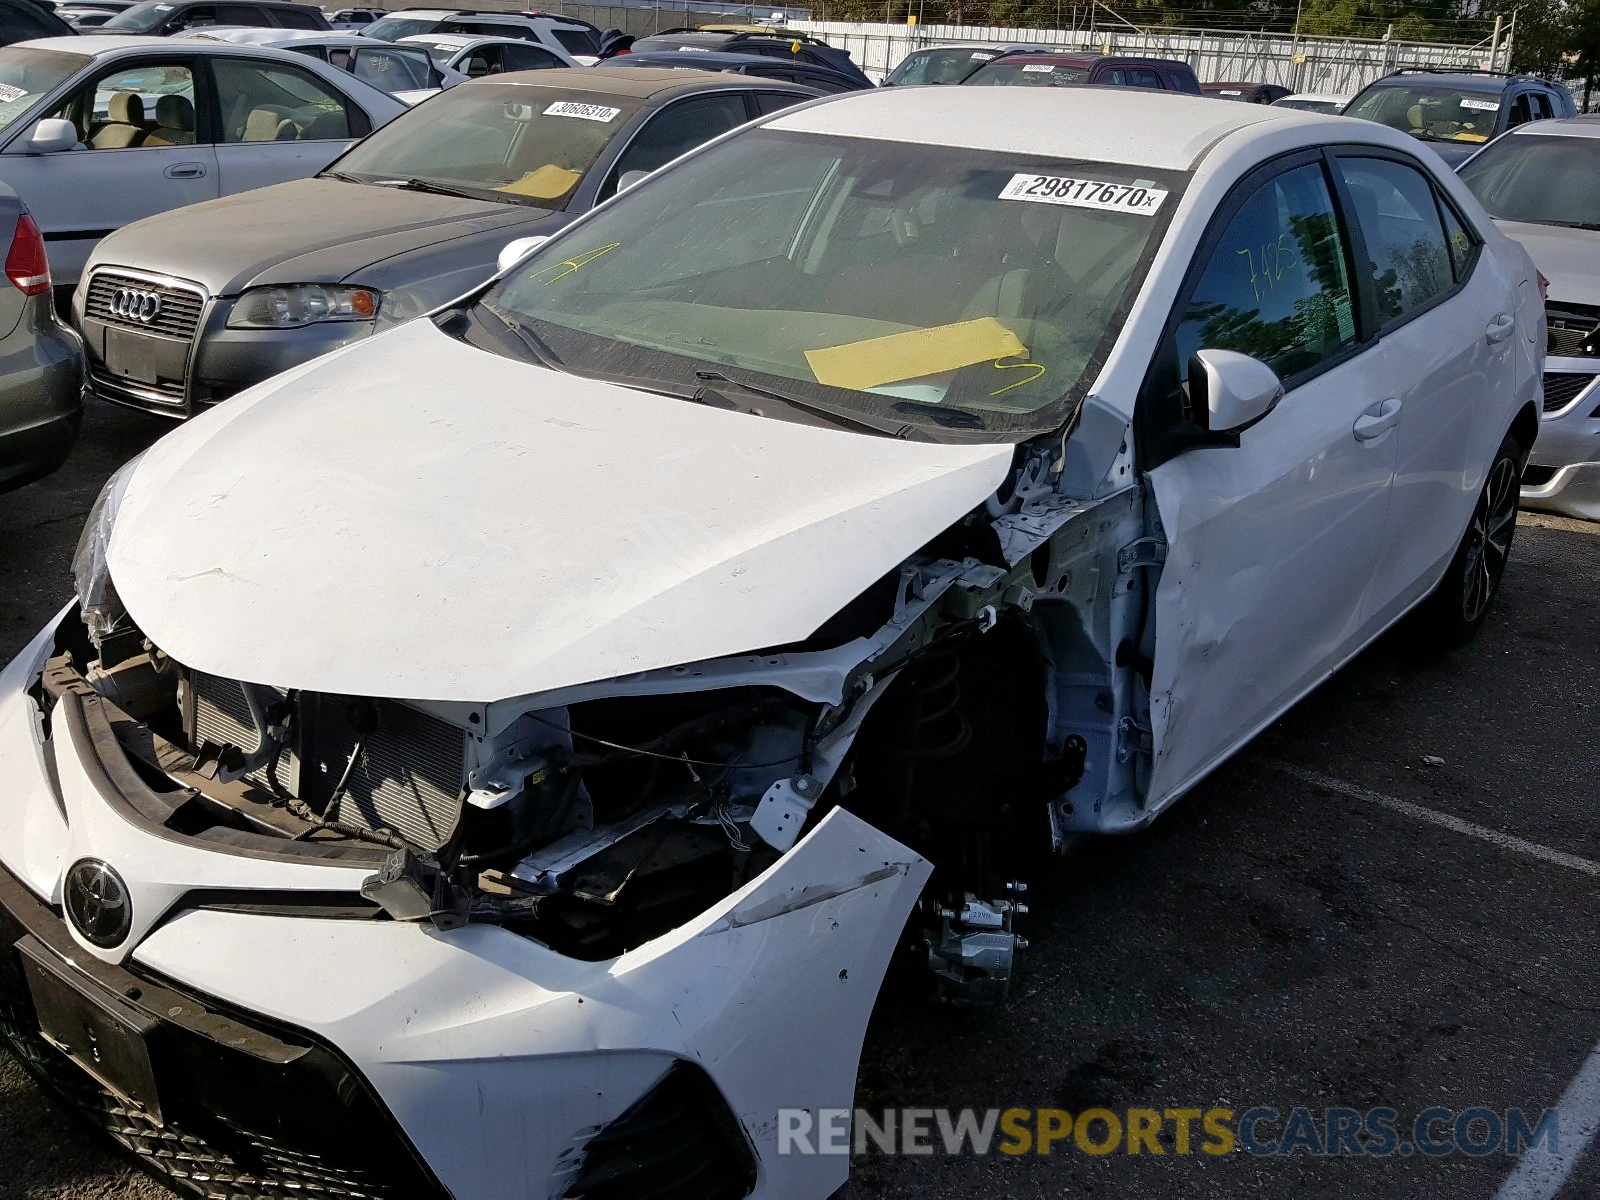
{"left": 1524, "top": 358, "right": 1600, "bottom": 521}
{"left": 0, "top": 615, "right": 931, "bottom": 1199}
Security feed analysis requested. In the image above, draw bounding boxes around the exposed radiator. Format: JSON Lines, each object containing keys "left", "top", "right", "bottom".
{"left": 189, "top": 674, "right": 466, "bottom": 851}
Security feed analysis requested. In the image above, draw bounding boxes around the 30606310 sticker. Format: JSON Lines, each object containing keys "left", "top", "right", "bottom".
{"left": 543, "top": 101, "right": 621, "bottom": 122}
{"left": 998, "top": 174, "right": 1168, "bottom": 215}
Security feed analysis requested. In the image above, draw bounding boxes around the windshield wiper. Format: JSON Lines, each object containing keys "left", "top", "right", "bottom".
{"left": 369, "top": 177, "right": 516, "bottom": 202}
{"left": 693, "top": 370, "right": 902, "bottom": 437}
{"left": 890, "top": 399, "right": 984, "bottom": 429}
{"left": 1535, "top": 219, "right": 1600, "bottom": 231}
{"left": 319, "top": 169, "right": 368, "bottom": 184}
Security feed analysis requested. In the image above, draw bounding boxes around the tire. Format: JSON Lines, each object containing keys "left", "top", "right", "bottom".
{"left": 1414, "top": 432, "right": 1523, "bottom": 648}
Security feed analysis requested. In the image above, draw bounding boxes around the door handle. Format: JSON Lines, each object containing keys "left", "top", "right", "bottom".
{"left": 164, "top": 162, "right": 206, "bottom": 179}
{"left": 1353, "top": 397, "right": 1402, "bottom": 442}
{"left": 1485, "top": 313, "right": 1515, "bottom": 343}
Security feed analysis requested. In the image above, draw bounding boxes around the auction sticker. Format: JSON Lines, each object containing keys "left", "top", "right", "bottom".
{"left": 971, "top": 51, "right": 996, "bottom": 60}
{"left": 0, "top": 83, "right": 25, "bottom": 104}
{"left": 544, "top": 101, "right": 621, "bottom": 122}
{"left": 999, "top": 173, "right": 1167, "bottom": 214}
{"left": 1459, "top": 97, "right": 1499, "bottom": 110}
{"left": 1021, "top": 63, "right": 1054, "bottom": 72}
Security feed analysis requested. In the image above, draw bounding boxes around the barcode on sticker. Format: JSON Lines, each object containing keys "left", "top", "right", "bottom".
{"left": 971, "top": 51, "right": 995, "bottom": 60}
{"left": 0, "top": 83, "right": 24, "bottom": 104}
{"left": 1021, "top": 63, "right": 1054, "bottom": 72}
{"left": 999, "top": 173, "right": 1167, "bottom": 215}
{"left": 1459, "top": 97, "right": 1498, "bottom": 111}
{"left": 544, "top": 101, "right": 621, "bottom": 122}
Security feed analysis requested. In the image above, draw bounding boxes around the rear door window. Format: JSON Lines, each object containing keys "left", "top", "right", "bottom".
{"left": 501, "top": 43, "right": 563, "bottom": 71}
{"left": 1128, "top": 67, "right": 1162, "bottom": 88}
{"left": 211, "top": 56, "right": 358, "bottom": 141}
{"left": 1335, "top": 156, "right": 1454, "bottom": 326}
{"left": 551, "top": 27, "right": 596, "bottom": 55}
{"left": 752, "top": 89, "right": 809, "bottom": 116}
{"left": 273, "top": 6, "right": 324, "bottom": 28}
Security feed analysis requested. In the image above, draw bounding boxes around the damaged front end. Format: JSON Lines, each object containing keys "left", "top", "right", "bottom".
{"left": 61, "top": 423, "right": 1157, "bottom": 1000}
{"left": 5, "top": 412, "right": 1162, "bottom": 1198}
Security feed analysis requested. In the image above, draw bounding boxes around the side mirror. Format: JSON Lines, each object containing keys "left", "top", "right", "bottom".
{"left": 1189, "top": 348, "right": 1283, "bottom": 434}
{"left": 497, "top": 234, "right": 549, "bottom": 273}
{"left": 616, "top": 168, "right": 650, "bottom": 193}
{"left": 28, "top": 118, "right": 79, "bottom": 154}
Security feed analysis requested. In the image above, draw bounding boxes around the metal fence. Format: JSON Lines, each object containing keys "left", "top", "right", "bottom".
{"left": 785, "top": 19, "right": 1512, "bottom": 93}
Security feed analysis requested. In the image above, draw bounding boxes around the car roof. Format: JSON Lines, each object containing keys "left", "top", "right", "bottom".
{"left": 464, "top": 64, "right": 778, "bottom": 98}
{"left": 768, "top": 86, "right": 1343, "bottom": 170}
{"left": 622, "top": 49, "right": 846, "bottom": 72}
{"left": 21, "top": 32, "right": 347, "bottom": 60}
{"left": 376, "top": 8, "right": 459, "bottom": 16}
{"left": 447, "top": 10, "right": 589, "bottom": 26}
{"left": 1204, "top": 80, "right": 1273, "bottom": 87}
{"left": 987, "top": 51, "right": 1180, "bottom": 66}
{"left": 1280, "top": 92, "right": 1347, "bottom": 102}
{"left": 1366, "top": 72, "right": 1508, "bottom": 92}
{"left": 1502, "top": 115, "right": 1600, "bottom": 138}
{"left": 183, "top": 26, "right": 361, "bottom": 43}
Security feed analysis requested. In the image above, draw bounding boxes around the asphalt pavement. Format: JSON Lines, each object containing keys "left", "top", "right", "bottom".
{"left": 0, "top": 402, "right": 1596, "bottom": 1200}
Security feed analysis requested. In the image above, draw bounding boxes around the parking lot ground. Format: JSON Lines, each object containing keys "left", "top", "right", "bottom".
{"left": 1, "top": 405, "right": 1597, "bottom": 1200}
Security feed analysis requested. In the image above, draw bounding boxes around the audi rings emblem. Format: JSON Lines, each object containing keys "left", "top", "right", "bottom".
{"left": 64, "top": 858, "right": 132, "bottom": 949}
{"left": 109, "top": 287, "right": 162, "bottom": 323}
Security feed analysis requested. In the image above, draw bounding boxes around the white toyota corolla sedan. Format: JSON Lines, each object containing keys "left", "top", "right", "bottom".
{"left": 0, "top": 87, "right": 1543, "bottom": 1200}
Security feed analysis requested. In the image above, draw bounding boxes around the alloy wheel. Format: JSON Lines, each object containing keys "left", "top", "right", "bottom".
{"left": 1461, "top": 456, "right": 1517, "bottom": 623}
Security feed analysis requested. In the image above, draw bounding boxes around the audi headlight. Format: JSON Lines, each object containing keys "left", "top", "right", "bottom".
{"left": 226, "top": 284, "right": 380, "bottom": 329}
{"left": 72, "top": 452, "right": 144, "bottom": 642}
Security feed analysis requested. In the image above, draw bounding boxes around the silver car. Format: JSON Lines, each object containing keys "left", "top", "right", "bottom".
{"left": 0, "top": 181, "right": 83, "bottom": 494}
{"left": 0, "top": 36, "right": 408, "bottom": 288}
{"left": 74, "top": 68, "right": 820, "bottom": 416}
{"left": 1460, "top": 117, "right": 1600, "bottom": 520}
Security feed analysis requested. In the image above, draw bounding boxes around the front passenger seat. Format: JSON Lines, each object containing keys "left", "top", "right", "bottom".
{"left": 142, "top": 95, "right": 195, "bottom": 146}
{"left": 90, "top": 92, "right": 147, "bottom": 148}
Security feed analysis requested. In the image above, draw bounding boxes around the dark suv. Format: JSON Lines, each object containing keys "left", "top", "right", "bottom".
{"left": 630, "top": 28, "right": 871, "bottom": 89}
{"left": 99, "top": 0, "right": 329, "bottom": 33}
{"left": 1343, "top": 69, "right": 1575, "bottom": 166}
{"left": 964, "top": 52, "right": 1201, "bottom": 93}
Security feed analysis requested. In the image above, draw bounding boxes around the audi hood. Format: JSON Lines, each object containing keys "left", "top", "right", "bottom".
{"left": 82, "top": 178, "right": 549, "bottom": 297}
{"left": 105, "top": 319, "right": 1013, "bottom": 702}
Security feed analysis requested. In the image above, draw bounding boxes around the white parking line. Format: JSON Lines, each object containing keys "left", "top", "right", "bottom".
{"left": 1263, "top": 762, "right": 1600, "bottom": 879}
{"left": 1492, "top": 1041, "right": 1600, "bottom": 1200}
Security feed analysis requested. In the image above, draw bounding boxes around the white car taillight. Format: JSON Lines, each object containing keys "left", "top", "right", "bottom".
{"left": 4, "top": 214, "right": 50, "bottom": 297}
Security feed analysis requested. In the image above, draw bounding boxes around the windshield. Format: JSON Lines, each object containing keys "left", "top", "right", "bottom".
{"left": 481, "top": 129, "right": 1183, "bottom": 438}
{"left": 0, "top": 46, "right": 86, "bottom": 130}
{"left": 1345, "top": 84, "right": 1501, "bottom": 144}
{"left": 885, "top": 46, "right": 998, "bottom": 86}
{"left": 966, "top": 60, "right": 1088, "bottom": 87}
{"left": 103, "top": 0, "right": 177, "bottom": 30}
{"left": 363, "top": 14, "right": 438, "bottom": 41}
{"left": 330, "top": 84, "right": 641, "bottom": 207}
{"left": 1459, "top": 132, "right": 1600, "bottom": 229}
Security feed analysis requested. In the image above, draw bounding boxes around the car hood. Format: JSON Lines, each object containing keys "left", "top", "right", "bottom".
{"left": 88, "top": 178, "right": 549, "bottom": 295}
{"left": 1494, "top": 219, "right": 1600, "bottom": 308}
{"left": 107, "top": 319, "right": 1014, "bottom": 702}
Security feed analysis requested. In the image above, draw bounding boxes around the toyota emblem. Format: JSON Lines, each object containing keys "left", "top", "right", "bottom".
{"left": 109, "top": 287, "right": 162, "bottom": 324}
{"left": 63, "top": 859, "right": 132, "bottom": 949}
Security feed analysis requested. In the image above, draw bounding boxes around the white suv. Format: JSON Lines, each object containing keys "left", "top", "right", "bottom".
{"left": 363, "top": 8, "right": 606, "bottom": 61}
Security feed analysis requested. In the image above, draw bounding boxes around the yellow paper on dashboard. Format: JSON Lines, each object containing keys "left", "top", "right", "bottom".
{"left": 805, "top": 317, "right": 1027, "bottom": 391}
{"left": 496, "top": 164, "right": 583, "bottom": 200}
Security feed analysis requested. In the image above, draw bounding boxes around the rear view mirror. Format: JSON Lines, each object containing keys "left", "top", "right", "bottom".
{"left": 497, "top": 235, "right": 549, "bottom": 273}
{"left": 1189, "top": 348, "right": 1283, "bottom": 434}
{"left": 616, "top": 169, "right": 650, "bottom": 192}
{"left": 27, "top": 118, "right": 79, "bottom": 154}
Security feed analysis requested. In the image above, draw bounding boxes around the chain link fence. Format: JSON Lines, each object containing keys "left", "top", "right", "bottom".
{"left": 787, "top": 19, "right": 1512, "bottom": 92}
